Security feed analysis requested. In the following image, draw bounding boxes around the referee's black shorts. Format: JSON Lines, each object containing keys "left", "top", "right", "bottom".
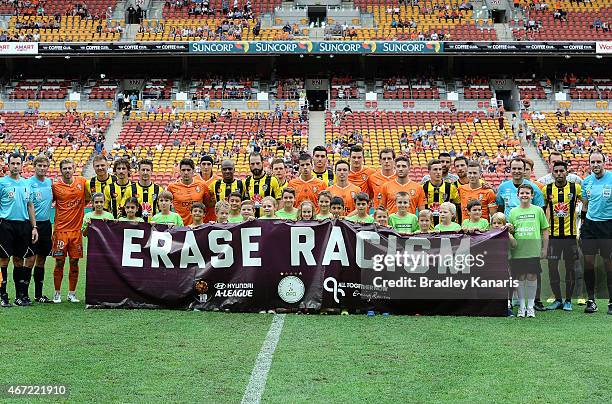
{"left": 0, "top": 219, "right": 34, "bottom": 259}
{"left": 32, "top": 220, "right": 52, "bottom": 257}
{"left": 580, "top": 218, "right": 612, "bottom": 258}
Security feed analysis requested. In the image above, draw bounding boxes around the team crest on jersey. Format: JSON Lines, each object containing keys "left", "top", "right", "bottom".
{"left": 377, "top": 192, "right": 382, "bottom": 201}
{"left": 77, "top": 183, "right": 82, "bottom": 190}
{"left": 410, "top": 189, "right": 415, "bottom": 196}
{"left": 152, "top": 194, "right": 157, "bottom": 200}
{"left": 553, "top": 202, "right": 569, "bottom": 217}
{"left": 196, "top": 186, "right": 201, "bottom": 193}
{"left": 262, "top": 184, "right": 268, "bottom": 191}
{"left": 351, "top": 192, "right": 356, "bottom": 199}
{"left": 7, "top": 191, "right": 14, "bottom": 199}
{"left": 313, "top": 187, "right": 319, "bottom": 193}
{"left": 603, "top": 186, "right": 611, "bottom": 198}
{"left": 362, "top": 174, "right": 368, "bottom": 180}
{"left": 442, "top": 193, "right": 448, "bottom": 200}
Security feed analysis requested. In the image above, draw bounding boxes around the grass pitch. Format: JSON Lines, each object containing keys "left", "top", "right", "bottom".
{"left": 1, "top": 257, "right": 611, "bottom": 403}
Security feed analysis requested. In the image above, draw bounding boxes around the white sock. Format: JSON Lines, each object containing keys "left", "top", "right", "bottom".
{"left": 507, "top": 299, "right": 512, "bottom": 309}
{"left": 517, "top": 280, "right": 526, "bottom": 310}
{"left": 526, "top": 279, "right": 537, "bottom": 309}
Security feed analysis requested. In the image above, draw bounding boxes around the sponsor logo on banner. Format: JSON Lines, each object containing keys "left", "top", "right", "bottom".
{"left": 214, "top": 282, "right": 254, "bottom": 298}
{"left": 0, "top": 42, "right": 38, "bottom": 54}
{"left": 278, "top": 276, "right": 305, "bottom": 303}
{"left": 596, "top": 41, "right": 612, "bottom": 54}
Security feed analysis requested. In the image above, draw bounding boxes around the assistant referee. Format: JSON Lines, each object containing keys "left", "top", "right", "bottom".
{"left": 0, "top": 152, "right": 38, "bottom": 307}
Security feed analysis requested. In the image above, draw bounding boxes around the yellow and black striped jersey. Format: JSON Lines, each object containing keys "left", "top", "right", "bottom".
{"left": 542, "top": 182, "right": 582, "bottom": 237}
{"left": 209, "top": 179, "right": 245, "bottom": 203}
{"left": 423, "top": 180, "right": 461, "bottom": 225}
{"left": 122, "top": 181, "right": 162, "bottom": 220}
{"left": 103, "top": 181, "right": 133, "bottom": 218}
{"left": 244, "top": 174, "right": 282, "bottom": 217}
{"left": 87, "top": 175, "right": 117, "bottom": 195}
{"left": 313, "top": 168, "right": 334, "bottom": 187}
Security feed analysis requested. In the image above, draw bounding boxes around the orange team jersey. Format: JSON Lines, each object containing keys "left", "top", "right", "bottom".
{"left": 200, "top": 174, "right": 219, "bottom": 223}
{"left": 348, "top": 167, "right": 376, "bottom": 197}
{"left": 167, "top": 179, "right": 210, "bottom": 226}
{"left": 458, "top": 184, "right": 498, "bottom": 221}
{"left": 327, "top": 183, "right": 360, "bottom": 215}
{"left": 288, "top": 176, "right": 327, "bottom": 208}
{"left": 52, "top": 176, "right": 88, "bottom": 232}
{"left": 380, "top": 179, "right": 426, "bottom": 214}
{"left": 368, "top": 171, "right": 397, "bottom": 208}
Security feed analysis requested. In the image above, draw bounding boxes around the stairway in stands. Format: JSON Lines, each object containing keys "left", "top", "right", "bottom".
{"left": 308, "top": 111, "right": 325, "bottom": 151}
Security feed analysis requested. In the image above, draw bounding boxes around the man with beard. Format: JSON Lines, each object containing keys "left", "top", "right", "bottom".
{"left": 103, "top": 158, "right": 133, "bottom": 218}
{"left": 421, "top": 152, "right": 459, "bottom": 184}
{"left": 380, "top": 156, "right": 425, "bottom": 215}
{"left": 244, "top": 152, "right": 281, "bottom": 217}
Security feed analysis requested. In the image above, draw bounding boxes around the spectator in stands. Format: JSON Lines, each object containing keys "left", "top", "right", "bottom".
{"left": 593, "top": 18, "right": 602, "bottom": 31}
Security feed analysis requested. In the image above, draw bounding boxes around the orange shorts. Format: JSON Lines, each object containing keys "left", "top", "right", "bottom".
{"left": 51, "top": 230, "right": 83, "bottom": 259}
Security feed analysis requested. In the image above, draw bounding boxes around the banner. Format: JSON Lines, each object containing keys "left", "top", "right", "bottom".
{"left": 444, "top": 41, "right": 596, "bottom": 53}
{"left": 0, "top": 42, "right": 38, "bottom": 55}
{"left": 38, "top": 42, "right": 189, "bottom": 54}
{"left": 86, "top": 221, "right": 510, "bottom": 316}
{"left": 596, "top": 41, "right": 612, "bottom": 54}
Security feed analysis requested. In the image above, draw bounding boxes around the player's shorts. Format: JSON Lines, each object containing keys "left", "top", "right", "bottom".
{"left": 580, "top": 218, "right": 612, "bottom": 258}
{"left": 509, "top": 257, "right": 542, "bottom": 277}
{"left": 0, "top": 219, "right": 34, "bottom": 259}
{"left": 51, "top": 230, "right": 83, "bottom": 259}
{"left": 548, "top": 236, "right": 579, "bottom": 261}
{"left": 32, "top": 220, "right": 52, "bottom": 257}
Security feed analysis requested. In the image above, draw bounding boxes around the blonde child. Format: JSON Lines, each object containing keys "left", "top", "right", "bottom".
{"left": 118, "top": 197, "right": 144, "bottom": 222}
{"left": 346, "top": 193, "right": 374, "bottom": 223}
{"left": 151, "top": 191, "right": 184, "bottom": 226}
{"left": 240, "top": 200, "right": 255, "bottom": 221}
{"left": 317, "top": 191, "right": 333, "bottom": 220}
{"left": 275, "top": 187, "right": 298, "bottom": 220}
{"left": 82, "top": 192, "right": 114, "bottom": 237}
{"left": 190, "top": 201, "right": 206, "bottom": 227}
{"left": 434, "top": 202, "right": 462, "bottom": 232}
{"left": 298, "top": 200, "right": 315, "bottom": 220}
{"left": 227, "top": 191, "right": 243, "bottom": 223}
{"left": 462, "top": 199, "right": 490, "bottom": 232}
{"left": 491, "top": 211, "right": 518, "bottom": 317}
{"left": 417, "top": 209, "right": 433, "bottom": 233}
{"left": 330, "top": 196, "right": 345, "bottom": 219}
{"left": 388, "top": 192, "right": 418, "bottom": 233}
{"left": 215, "top": 200, "right": 230, "bottom": 224}
{"left": 260, "top": 196, "right": 278, "bottom": 219}
{"left": 374, "top": 206, "right": 389, "bottom": 227}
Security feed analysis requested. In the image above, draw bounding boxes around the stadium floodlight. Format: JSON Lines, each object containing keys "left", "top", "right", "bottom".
{"left": 595, "top": 55, "right": 603, "bottom": 59}
{"left": 65, "top": 56, "right": 71, "bottom": 60}
{"left": 330, "top": 55, "right": 334, "bottom": 58}
{"left": 564, "top": 55, "right": 571, "bottom": 59}
{"left": 34, "top": 55, "right": 42, "bottom": 59}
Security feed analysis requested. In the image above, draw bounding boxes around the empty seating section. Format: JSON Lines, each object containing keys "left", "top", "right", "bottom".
{"left": 325, "top": 111, "right": 514, "bottom": 187}
{"left": 6, "top": 15, "right": 121, "bottom": 42}
{"left": 512, "top": 0, "right": 611, "bottom": 40}
{"left": 381, "top": 77, "right": 441, "bottom": 99}
{"left": 461, "top": 77, "right": 493, "bottom": 99}
{"left": 331, "top": 78, "right": 360, "bottom": 99}
{"left": 516, "top": 79, "right": 549, "bottom": 100}
{"left": 529, "top": 111, "right": 612, "bottom": 176}
{"left": 142, "top": 79, "right": 175, "bottom": 100}
{"left": 190, "top": 78, "right": 254, "bottom": 100}
{"left": 116, "top": 110, "right": 307, "bottom": 185}
{"left": 352, "top": 0, "right": 496, "bottom": 40}
{"left": 272, "top": 78, "right": 304, "bottom": 100}
{"left": 7, "top": 79, "right": 71, "bottom": 100}
{"left": 87, "top": 79, "right": 119, "bottom": 100}
{"left": 567, "top": 79, "right": 612, "bottom": 100}
{"left": 0, "top": 111, "right": 111, "bottom": 176}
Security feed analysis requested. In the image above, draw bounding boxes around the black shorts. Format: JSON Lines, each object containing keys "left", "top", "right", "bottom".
{"left": 510, "top": 258, "right": 542, "bottom": 277}
{"left": 580, "top": 218, "right": 612, "bottom": 258}
{"left": 32, "top": 220, "right": 52, "bottom": 257}
{"left": 0, "top": 219, "right": 34, "bottom": 259}
{"left": 548, "top": 237, "right": 578, "bottom": 261}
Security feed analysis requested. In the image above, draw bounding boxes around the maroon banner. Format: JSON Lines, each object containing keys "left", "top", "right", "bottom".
{"left": 86, "top": 221, "right": 511, "bottom": 316}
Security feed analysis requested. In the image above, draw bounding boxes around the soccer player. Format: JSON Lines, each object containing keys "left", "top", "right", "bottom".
{"left": 542, "top": 160, "right": 581, "bottom": 311}
{"left": 348, "top": 145, "right": 375, "bottom": 197}
{"left": 380, "top": 156, "right": 425, "bottom": 215}
{"left": 288, "top": 153, "right": 327, "bottom": 208}
{"left": 275, "top": 188, "right": 298, "bottom": 220}
{"left": 151, "top": 191, "right": 184, "bottom": 226}
{"left": 345, "top": 193, "right": 374, "bottom": 223}
{"left": 368, "top": 148, "right": 397, "bottom": 208}
{"left": 538, "top": 151, "right": 582, "bottom": 185}
{"left": 82, "top": 193, "right": 114, "bottom": 237}
{"left": 459, "top": 161, "right": 497, "bottom": 221}
{"left": 509, "top": 184, "right": 549, "bottom": 318}
{"left": 123, "top": 159, "right": 162, "bottom": 222}
{"left": 327, "top": 160, "right": 360, "bottom": 216}
{"left": 87, "top": 154, "right": 116, "bottom": 195}
{"left": 421, "top": 152, "right": 459, "bottom": 183}
{"left": 580, "top": 151, "right": 612, "bottom": 314}
{"left": 27, "top": 154, "right": 54, "bottom": 303}
{"left": 388, "top": 192, "right": 418, "bottom": 234}
{"left": 0, "top": 153, "right": 38, "bottom": 307}
{"left": 167, "top": 158, "right": 211, "bottom": 226}
{"left": 104, "top": 158, "right": 133, "bottom": 218}
{"left": 271, "top": 158, "right": 289, "bottom": 190}
{"left": 452, "top": 156, "right": 470, "bottom": 187}
{"left": 244, "top": 152, "right": 281, "bottom": 217}
{"left": 312, "top": 145, "right": 334, "bottom": 186}
{"left": 52, "top": 158, "right": 90, "bottom": 303}
{"left": 198, "top": 155, "right": 220, "bottom": 223}
{"left": 227, "top": 191, "right": 244, "bottom": 223}
{"left": 496, "top": 158, "right": 545, "bottom": 217}
{"left": 422, "top": 159, "right": 461, "bottom": 226}
{"left": 462, "top": 199, "right": 490, "bottom": 232}
{"left": 210, "top": 159, "right": 245, "bottom": 204}
{"left": 434, "top": 202, "right": 462, "bottom": 232}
